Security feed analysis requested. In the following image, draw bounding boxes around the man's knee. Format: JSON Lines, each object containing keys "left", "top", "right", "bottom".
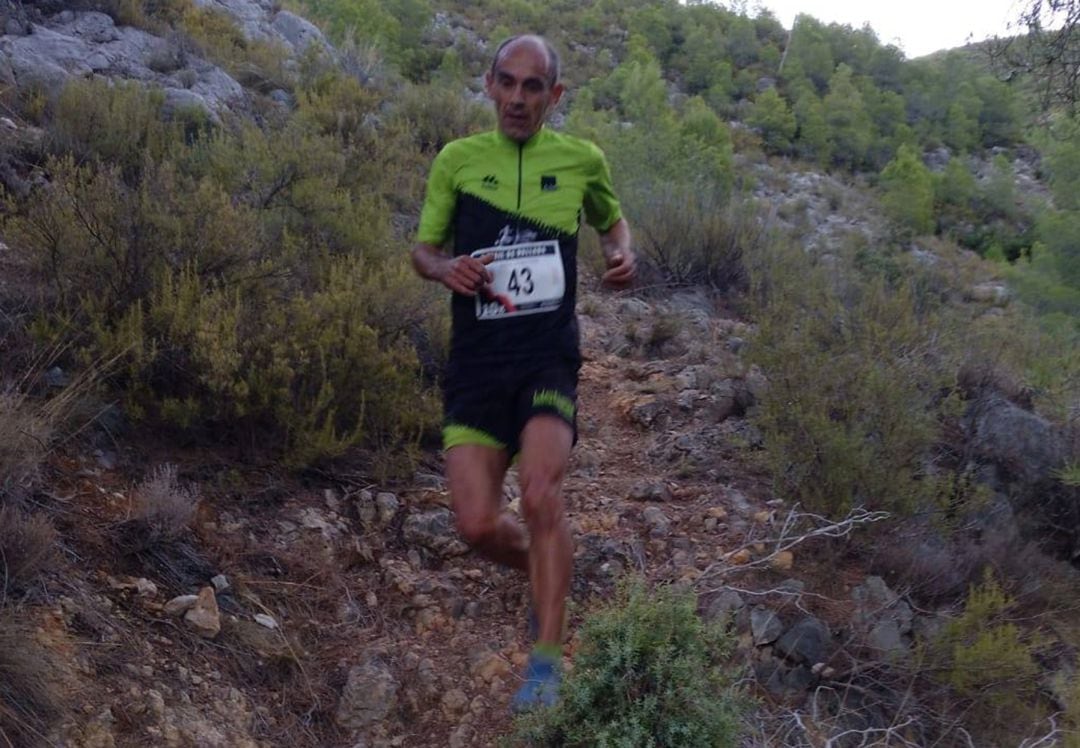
{"left": 520, "top": 469, "right": 565, "bottom": 533}
{"left": 454, "top": 508, "right": 498, "bottom": 547}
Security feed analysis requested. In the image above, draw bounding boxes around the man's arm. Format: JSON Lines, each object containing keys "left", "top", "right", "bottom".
{"left": 598, "top": 218, "right": 636, "bottom": 289}
{"left": 411, "top": 243, "right": 494, "bottom": 296}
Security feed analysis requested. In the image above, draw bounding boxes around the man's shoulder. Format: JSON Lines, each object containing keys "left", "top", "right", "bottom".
{"left": 440, "top": 130, "right": 500, "bottom": 157}
{"left": 541, "top": 129, "right": 605, "bottom": 162}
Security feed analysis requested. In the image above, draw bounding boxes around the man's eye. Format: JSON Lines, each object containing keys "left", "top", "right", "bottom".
{"left": 524, "top": 80, "right": 543, "bottom": 93}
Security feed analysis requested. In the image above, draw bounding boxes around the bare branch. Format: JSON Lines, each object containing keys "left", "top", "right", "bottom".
{"left": 696, "top": 504, "right": 891, "bottom": 584}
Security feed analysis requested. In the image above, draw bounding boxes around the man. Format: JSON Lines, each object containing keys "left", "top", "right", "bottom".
{"left": 410, "top": 34, "right": 635, "bottom": 712}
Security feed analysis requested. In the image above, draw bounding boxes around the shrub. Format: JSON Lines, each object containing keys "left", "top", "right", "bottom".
{"left": 0, "top": 617, "right": 63, "bottom": 748}
{"left": 513, "top": 580, "right": 742, "bottom": 747}
{"left": 624, "top": 185, "right": 758, "bottom": 291}
{"left": 132, "top": 464, "right": 197, "bottom": 538}
{"left": 745, "top": 239, "right": 956, "bottom": 517}
{"left": 929, "top": 572, "right": 1043, "bottom": 732}
{"left": 0, "top": 395, "right": 48, "bottom": 493}
{"left": 0, "top": 506, "right": 58, "bottom": 598}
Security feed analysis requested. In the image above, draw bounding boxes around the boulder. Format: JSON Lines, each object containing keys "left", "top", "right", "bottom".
{"left": 336, "top": 657, "right": 398, "bottom": 730}
{"left": 775, "top": 617, "right": 831, "bottom": 665}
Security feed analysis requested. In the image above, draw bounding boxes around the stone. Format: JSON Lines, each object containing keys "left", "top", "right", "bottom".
{"left": 336, "top": 658, "right": 398, "bottom": 729}
{"left": 727, "top": 548, "right": 752, "bottom": 565}
{"left": 470, "top": 651, "right": 511, "bottom": 683}
{"left": 642, "top": 506, "right": 670, "bottom": 537}
{"left": 867, "top": 619, "right": 907, "bottom": 657}
{"left": 775, "top": 617, "right": 831, "bottom": 665}
{"left": 375, "top": 492, "right": 399, "bottom": 525}
{"left": 967, "top": 393, "right": 1066, "bottom": 486}
{"left": 967, "top": 282, "right": 1010, "bottom": 305}
{"left": 270, "top": 10, "right": 327, "bottom": 53}
{"left": 253, "top": 614, "right": 278, "bottom": 629}
{"left": 440, "top": 688, "right": 468, "bottom": 718}
{"left": 403, "top": 508, "right": 469, "bottom": 556}
{"left": 183, "top": 587, "right": 221, "bottom": 638}
{"left": 700, "top": 589, "right": 745, "bottom": 625}
{"left": 627, "top": 481, "right": 672, "bottom": 502}
{"left": 751, "top": 606, "right": 783, "bottom": 646}
{"left": 770, "top": 550, "right": 794, "bottom": 571}
{"left": 164, "top": 594, "right": 199, "bottom": 617}
{"left": 210, "top": 574, "right": 229, "bottom": 592}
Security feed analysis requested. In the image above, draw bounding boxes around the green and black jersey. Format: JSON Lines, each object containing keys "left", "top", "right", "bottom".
{"left": 417, "top": 127, "right": 622, "bottom": 364}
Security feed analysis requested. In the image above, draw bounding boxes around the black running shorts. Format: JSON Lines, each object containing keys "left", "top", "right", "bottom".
{"left": 442, "top": 358, "right": 579, "bottom": 457}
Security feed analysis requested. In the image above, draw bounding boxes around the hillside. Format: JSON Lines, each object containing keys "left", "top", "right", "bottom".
{"left": 1, "top": 1, "right": 1079, "bottom": 747}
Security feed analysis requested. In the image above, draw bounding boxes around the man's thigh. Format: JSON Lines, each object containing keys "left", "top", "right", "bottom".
{"left": 517, "top": 415, "right": 574, "bottom": 521}
{"left": 446, "top": 444, "right": 511, "bottom": 524}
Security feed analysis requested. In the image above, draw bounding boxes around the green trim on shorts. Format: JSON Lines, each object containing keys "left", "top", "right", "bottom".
{"left": 532, "top": 388, "right": 576, "bottom": 421}
{"left": 443, "top": 423, "right": 506, "bottom": 451}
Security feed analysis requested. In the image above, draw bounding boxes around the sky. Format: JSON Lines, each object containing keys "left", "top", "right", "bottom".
{"left": 752, "top": 0, "right": 1024, "bottom": 58}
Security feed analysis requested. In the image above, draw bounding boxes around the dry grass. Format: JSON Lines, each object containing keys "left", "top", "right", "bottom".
{"left": 0, "top": 506, "right": 58, "bottom": 602}
{"left": 131, "top": 463, "right": 198, "bottom": 537}
{"left": 0, "top": 616, "right": 63, "bottom": 748}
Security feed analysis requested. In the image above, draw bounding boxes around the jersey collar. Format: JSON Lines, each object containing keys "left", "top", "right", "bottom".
{"left": 495, "top": 125, "right": 549, "bottom": 149}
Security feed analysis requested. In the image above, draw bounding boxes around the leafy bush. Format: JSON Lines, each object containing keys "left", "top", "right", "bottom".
{"left": 625, "top": 185, "right": 757, "bottom": 291}
{"left": 929, "top": 573, "right": 1043, "bottom": 732}
{"left": 512, "top": 580, "right": 742, "bottom": 747}
{"left": 745, "top": 239, "right": 956, "bottom": 516}
{"left": 2, "top": 73, "right": 443, "bottom": 468}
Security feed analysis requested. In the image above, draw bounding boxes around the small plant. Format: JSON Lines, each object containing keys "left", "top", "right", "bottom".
{"left": 929, "top": 571, "right": 1043, "bottom": 733}
{"left": 0, "top": 507, "right": 58, "bottom": 599}
{"left": 132, "top": 464, "right": 197, "bottom": 538}
{"left": 0, "top": 617, "right": 63, "bottom": 747}
{"left": 512, "top": 579, "right": 743, "bottom": 747}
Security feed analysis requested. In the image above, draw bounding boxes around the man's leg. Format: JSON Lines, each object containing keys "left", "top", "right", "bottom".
{"left": 517, "top": 415, "right": 574, "bottom": 647}
{"left": 446, "top": 444, "right": 529, "bottom": 571}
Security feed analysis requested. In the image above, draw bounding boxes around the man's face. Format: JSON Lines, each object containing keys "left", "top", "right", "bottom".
{"left": 485, "top": 41, "right": 564, "bottom": 143}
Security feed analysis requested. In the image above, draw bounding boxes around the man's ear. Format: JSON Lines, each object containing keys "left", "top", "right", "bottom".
{"left": 550, "top": 81, "right": 565, "bottom": 107}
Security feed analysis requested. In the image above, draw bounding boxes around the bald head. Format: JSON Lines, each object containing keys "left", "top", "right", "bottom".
{"left": 491, "top": 35, "right": 561, "bottom": 87}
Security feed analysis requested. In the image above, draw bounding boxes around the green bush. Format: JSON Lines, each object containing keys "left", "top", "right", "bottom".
{"left": 512, "top": 580, "right": 742, "bottom": 748}
{"left": 625, "top": 185, "right": 757, "bottom": 291}
{"left": 928, "top": 573, "right": 1043, "bottom": 736}
{"left": 745, "top": 239, "right": 956, "bottom": 517}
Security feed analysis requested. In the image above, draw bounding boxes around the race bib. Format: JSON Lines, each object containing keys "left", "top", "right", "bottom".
{"left": 471, "top": 241, "right": 565, "bottom": 320}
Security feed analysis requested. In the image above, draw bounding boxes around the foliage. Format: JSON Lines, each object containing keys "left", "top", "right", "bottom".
{"left": 512, "top": 579, "right": 742, "bottom": 747}
{"left": 745, "top": 240, "right": 956, "bottom": 517}
{"left": 880, "top": 144, "right": 934, "bottom": 237}
{"left": 626, "top": 185, "right": 755, "bottom": 291}
{"left": 747, "top": 87, "right": 796, "bottom": 154}
{"left": 1, "top": 74, "right": 443, "bottom": 469}
{"left": 930, "top": 572, "right": 1043, "bottom": 727}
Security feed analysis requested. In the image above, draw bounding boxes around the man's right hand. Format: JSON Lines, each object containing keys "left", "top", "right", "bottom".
{"left": 439, "top": 254, "right": 495, "bottom": 296}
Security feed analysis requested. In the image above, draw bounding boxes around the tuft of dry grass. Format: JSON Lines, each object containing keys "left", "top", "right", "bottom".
{"left": 0, "top": 506, "right": 58, "bottom": 601}
{"left": 0, "top": 393, "right": 48, "bottom": 492}
{"left": 132, "top": 463, "right": 198, "bottom": 538}
{"left": 0, "top": 617, "right": 63, "bottom": 748}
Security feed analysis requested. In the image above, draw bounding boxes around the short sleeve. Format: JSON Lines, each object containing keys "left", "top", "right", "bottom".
{"left": 416, "top": 145, "right": 457, "bottom": 245}
{"left": 582, "top": 144, "right": 622, "bottom": 232}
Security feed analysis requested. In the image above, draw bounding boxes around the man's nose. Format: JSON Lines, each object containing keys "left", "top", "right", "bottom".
{"left": 509, "top": 83, "right": 525, "bottom": 104}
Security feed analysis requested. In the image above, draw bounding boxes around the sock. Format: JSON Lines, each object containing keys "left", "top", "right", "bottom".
{"left": 531, "top": 642, "right": 562, "bottom": 662}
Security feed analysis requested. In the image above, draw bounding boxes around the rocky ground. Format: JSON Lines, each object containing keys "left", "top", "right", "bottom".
{"left": 15, "top": 278, "right": 985, "bottom": 748}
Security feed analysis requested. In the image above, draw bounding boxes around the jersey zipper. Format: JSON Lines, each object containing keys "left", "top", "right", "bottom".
{"left": 515, "top": 142, "right": 523, "bottom": 237}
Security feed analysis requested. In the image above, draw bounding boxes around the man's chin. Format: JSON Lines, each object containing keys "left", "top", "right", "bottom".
{"left": 501, "top": 121, "right": 535, "bottom": 142}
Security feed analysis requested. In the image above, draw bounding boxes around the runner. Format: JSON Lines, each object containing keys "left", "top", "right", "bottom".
{"left": 410, "top": 34, "right": 636, "bottom": 712}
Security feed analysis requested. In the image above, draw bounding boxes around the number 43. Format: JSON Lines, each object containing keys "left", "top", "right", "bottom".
{"left": 507, "top": 267, "right": 533, "bottom": 295}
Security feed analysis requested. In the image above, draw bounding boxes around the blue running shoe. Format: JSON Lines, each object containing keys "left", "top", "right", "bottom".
{"left": 511, "top": 653, "right": 561, "bottom": 713}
